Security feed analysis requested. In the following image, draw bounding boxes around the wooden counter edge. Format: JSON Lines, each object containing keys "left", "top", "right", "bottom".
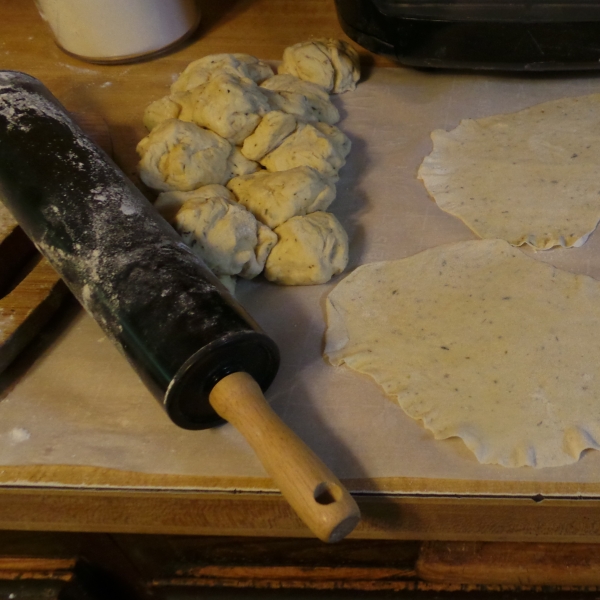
{"left": 1, "top": 486, "right": 600, "bottom": 541}
{"left": 2, "top": 464, "right": 600, "bottom": 497}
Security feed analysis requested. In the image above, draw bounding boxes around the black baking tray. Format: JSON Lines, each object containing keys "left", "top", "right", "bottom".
{"left": 336, "top": 0, "right": 600, "bottom": 70}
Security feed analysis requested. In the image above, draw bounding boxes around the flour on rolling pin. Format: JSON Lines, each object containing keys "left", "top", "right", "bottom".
{"left": 0, "top": 95, "right": 117, "bottom": 374}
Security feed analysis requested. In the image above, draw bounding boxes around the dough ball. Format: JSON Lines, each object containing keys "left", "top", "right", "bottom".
{"left": 241, "top": 111, "right": 297, "bottom": 161}
{"left": 279, "top": 39, "right": 360, "bottom": 94}
{"left": 143, "top": 95, "right": 182, "bottom": 131}
{"left": 154, "top": 184, "right": 232, "bottom": 223}
{"left": 260, "top": 122, "right": 349, "bottom": 180}
{"left": 224, "top": 147, "right": 261, "bottom": 182}
{"left": 169, "top": 186, "right": 277, "bottom": 279}
{"left": 227, "top": 166, "right": 336, "bottom": 229}
{"left": 175, "top": 71, "right": 272, "bottom": 144}
{"left": 261, "top": 74, "right": 340, "bottom": 124}
{"left": 265, "top": 212, "right": 348, "bottom": 285}
{"left": 137, "top": 119, "right": 232, "bottom": 192}
{"left": 326, "top": 39, "right": 361, "bottom": 94}
{"left": 171, "top": 53, "right": 274, "bottom": 93}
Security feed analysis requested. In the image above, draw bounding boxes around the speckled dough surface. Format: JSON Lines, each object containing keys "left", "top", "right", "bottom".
{"left": 418, "top": 94, "right": 600, "bottom": 250}
{"left": 325, "top": 239, "right": 600, "bottom": 468}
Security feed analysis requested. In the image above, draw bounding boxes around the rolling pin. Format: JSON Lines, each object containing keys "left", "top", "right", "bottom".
{"left": 0, "top": 71, "right": 360, "bottom": 543}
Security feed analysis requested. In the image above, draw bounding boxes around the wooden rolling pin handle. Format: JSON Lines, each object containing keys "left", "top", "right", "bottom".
{"left": 209, "top": 371, "right": 361, "bottom": 543}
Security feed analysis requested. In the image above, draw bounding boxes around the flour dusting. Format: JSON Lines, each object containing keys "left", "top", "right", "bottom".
{"left": 9, "top": 428, "right": 30, "bottom": 443}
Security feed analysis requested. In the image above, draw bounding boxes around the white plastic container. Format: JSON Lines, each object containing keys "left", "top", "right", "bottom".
{"left": 35, "top": 0, "right": 201, "bottom": 63}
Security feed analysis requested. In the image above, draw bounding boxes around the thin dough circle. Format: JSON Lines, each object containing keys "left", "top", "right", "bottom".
{"left": 418, "top": 94, "right": 600, "bottom": 250}
{"left": 325, "top": 239, "right": 600, "bottom": 468}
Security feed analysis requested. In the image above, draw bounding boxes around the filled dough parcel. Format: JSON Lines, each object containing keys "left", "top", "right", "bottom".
{"left": 419, "top": 93, "right": 600, "bottom": 249}
{"left": 261, "top": 122, "right": 350, "bottom": 180}
{"left": 241, "top": 110, "right": 297, "bottom": 161}
{"left": 261, "top": 74, "right": 340, "bottom": 124}
{"left": 279, "top": 39, "right": 360, "bottom": 94}
{"left": 224, "top": 147, "right": 260, "bottom": 181}
{"left": 175, "top": 71, "right": 271, "bottom": 145}
{"left": 325, "top": 239, "right": 600, "bottom": 468}
{"left": 160, "top": 186, "right": 277, "bottom": 279}
{"left": 137, "top": 119, "right": 232, "bottom": 192}
{"left": 171, "top": 53, "right": 274, "bottom": 93}
{"left": 227, "top": 166, "right": 336, "bottom": 229}
{"left": 265, "top": 212, "right": 348, "bottom": 285}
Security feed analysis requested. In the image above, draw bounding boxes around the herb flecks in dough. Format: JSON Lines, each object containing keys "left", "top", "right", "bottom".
{"left": 325, "top": 239, "right": 600, "bottom": 468}
{"left": 177, "top": 71, "right": 271, "bottom": 145}
{"left": 261, "top": 122, "right": 350, "bottom": 181}
{"left": 418, "top": 93, "right": 600, "bottom": 250}
{"left": 261, "top": 74, "right": 340, "bottom": 124}
{"left": 228, "top": 166, "right": 335, "bottom": 229}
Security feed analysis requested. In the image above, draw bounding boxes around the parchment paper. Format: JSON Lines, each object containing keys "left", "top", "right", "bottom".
{"left": 4, "top": 67, "right": 600, "bottom": 494}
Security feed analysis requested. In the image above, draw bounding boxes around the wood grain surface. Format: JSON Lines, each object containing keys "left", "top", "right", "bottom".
{"left": 417, "top": 541, "right": 600, "bottom": 587}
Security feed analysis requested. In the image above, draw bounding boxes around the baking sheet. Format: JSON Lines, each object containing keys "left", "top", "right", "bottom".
{"left": 3, "top": 67, "right": 600, "bottom": 494}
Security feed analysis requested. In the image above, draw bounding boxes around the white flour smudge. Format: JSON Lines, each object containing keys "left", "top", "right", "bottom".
{"left": 9, "top": 428, "right": 30, "bottom": 443}
{"left": 61, "top": 63, "right": 99, "bottom": 76}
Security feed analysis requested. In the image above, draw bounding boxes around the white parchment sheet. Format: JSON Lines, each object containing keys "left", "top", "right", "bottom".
{"left": 3, "top": 67, "right": 600, "bottom": 492}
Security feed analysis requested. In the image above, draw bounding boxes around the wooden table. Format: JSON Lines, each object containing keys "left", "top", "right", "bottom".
{"left": 2, "top": 1, "right": 600, "bottom": 597}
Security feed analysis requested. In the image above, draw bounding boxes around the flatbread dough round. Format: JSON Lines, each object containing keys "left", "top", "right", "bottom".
{"left": 325, "top": 239, "right": 600, "bottom": 468}
{"left": 418, "top": 94, "right": 600, "bottom": 250}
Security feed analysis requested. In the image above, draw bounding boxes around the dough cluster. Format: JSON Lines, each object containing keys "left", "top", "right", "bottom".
{"left": 137, "top": 44, "right": 361, "bottom": 290}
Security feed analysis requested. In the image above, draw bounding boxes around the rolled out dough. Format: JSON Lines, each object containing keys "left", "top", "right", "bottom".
{"left": 418, "top": 94, "right": 600, "bottom": 250}
{"left": 325, "top": 239, "right": 600, "bottom": 468}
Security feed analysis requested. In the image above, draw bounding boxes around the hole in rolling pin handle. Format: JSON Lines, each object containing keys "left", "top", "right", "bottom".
{"left": 314, "top": 482, "right": 343, "bottom": 505}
